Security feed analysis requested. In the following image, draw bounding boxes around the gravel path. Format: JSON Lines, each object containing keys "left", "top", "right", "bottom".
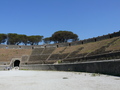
{"left": 0, "top": 70, "right": 120, "bottom": 90}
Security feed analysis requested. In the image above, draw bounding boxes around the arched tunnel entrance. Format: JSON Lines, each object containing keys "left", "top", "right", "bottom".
{"left": 14, "top": 60, "right": 20, "bottom": 67}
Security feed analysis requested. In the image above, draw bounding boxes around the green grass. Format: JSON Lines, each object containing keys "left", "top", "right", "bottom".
{"left": 63, "top": 77, "right": 68, "bottom": 79}
{"left": 91, "top": 73, "right": 100, "bottom": 77}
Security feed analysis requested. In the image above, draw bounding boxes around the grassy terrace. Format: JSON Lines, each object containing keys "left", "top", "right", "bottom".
{"left": 52, "top": 47, "right": 67, "bottom": 54}
{"left": 47, "top": 36, "right": 120, "bottom": 62}
{"left": 106, "top": 38, "right": 120, "bottom": 51}
{"left": 0, "top": 49, "right": 32, "bottom": 62}
{"left": 77, "top": 37, "right": 119, "bottom": 55}
{"left": 51, "top": 37, "right": 119, "bottom": 56}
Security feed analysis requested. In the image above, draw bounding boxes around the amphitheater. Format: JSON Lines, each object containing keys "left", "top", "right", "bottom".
{"left": 0, "top": 31, "right": 120, "bottom": 90}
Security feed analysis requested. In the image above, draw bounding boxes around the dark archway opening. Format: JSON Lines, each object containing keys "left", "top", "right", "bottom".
{"left": 95, "top": 38, "right": 97, "bottom": 42}
{"left": 19, "top": 46, "right": 21, "bottom": 49}
{"left": 44, "top": 46, "right": 46, "bottom": 48}
{"left": 69, "top": 43, "right": 71, "bottom": 47}
{"left": 110, "top": 35, "right": 112, "bottom": 38}
{"left": 82, "top": 41, "right": 83, "bottom": 44}
{"left": 14, "top": 60, "right": 20, "bottom": 67}
{"left": 57, "top": 45, "right": 59, "bottom": 48}
{"left": 32, "top": 47, "right": 34, "bottom": 49}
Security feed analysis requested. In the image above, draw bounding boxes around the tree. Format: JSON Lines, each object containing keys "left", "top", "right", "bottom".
{"left": 6, "top": 33, "right": 43, "bottom": 45}
{"left": 35, "top": 35, "right": 43, "bottom": 45}
{"left": 27, "top": 35, "right": 43, "bottom": 45}
{"left": 7, "top": 33, "right": 19, "bottom": 45}
{"left": 20, "top": 35, "right": 28, "bottom": 45}
{"left": 51, "top": 31, "right": 79, "bottom": 43}
{"left": 0, "top": 34, "right": 7, "bottom": 44}
{"left": 43, "top": 37, "right": 52, "bottom": 44}
{"left": 16, "top": 34, "right": 28, "bottom": 45}
{"left": 71, "top": 34, "right": 79, "bottom": 42}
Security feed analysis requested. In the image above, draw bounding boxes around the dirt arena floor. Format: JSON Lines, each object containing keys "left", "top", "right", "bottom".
{"left": 0, "top": 70, "right": 120, "bottom": 90}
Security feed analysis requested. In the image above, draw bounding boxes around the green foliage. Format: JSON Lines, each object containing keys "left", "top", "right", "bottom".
{"left": 91, "top": 73, "right": 100, "bottom": 76}
{"left": 63, "top": 77, "right": 68, "bottom": 79}
{"left": 7, "top": 33, "right": 18, "bottom": 45}
{"left": 6, "top": 33, "right": 43, "bottom": 45}
{"left": 18, "top": 35, "right": 28, "bottom": 45}
{"left": 51, "top": 31, "right": 79, "bottom": 43}
{"left": 0, "top": 34, "right": 7, "bottom": 44}
{"left": 27, "top": 35, "right": 43, "bottom": 45}
{"left": 43, "top": 37, "right": 52, "bottom": 44}
{"left": 0, "top": 30, "right": 79, "bottom": 45}
{"left": 58, "top": 60, "right": 62, "bottom": 63}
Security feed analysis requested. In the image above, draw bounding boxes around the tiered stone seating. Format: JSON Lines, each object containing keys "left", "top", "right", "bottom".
{"left": 87, "top": 37, "right": 119, "bottom": 56}
{"left": 0, "top": 49, "right": 32, "bottom": 65}
{"left": 21, "top": 55, "right": 29, "bottom": 64}
{"left": 65, "top": 37, "right": 119, "bottom": 59}
{"left": 42, "top": 47, "right": 55, "bottom": 54}
{"left": 29, "top": 55, "right": 50, "bottom": 60}
{"left": 28, "top": 47, "right": 55, "bottom": 64}
{"left": 27, "top": 36, "right": 120, "bottom": 64}
{"left": 31, "top": 48, "right": 44, "bottom": 55}
{"left": 46, "top": 36, "right": 120, "bottom": 63}
{"left": 105, "top": 37, "right": 120, "bottom": 52}
{"left": 48, "top": 47, "right": 68, "bottom": 60}
{"left": 48, "top": 54, "right": 68, "bottom": 60}
{"left": 62, "top": 37, "right": 120, "bottom": 62}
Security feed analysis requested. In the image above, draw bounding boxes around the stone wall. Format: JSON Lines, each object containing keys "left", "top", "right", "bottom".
{"left": 20, "top": 59, "right": 120, "bottom": 76}
{"left": 62, "top": 51, "right": 120, "bottom": 63}
{"left": 0, "top": 65, "right": 9, "bottom": 70}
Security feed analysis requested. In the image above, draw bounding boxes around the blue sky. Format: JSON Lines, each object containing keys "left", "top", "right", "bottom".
{"left": 0, "top": 0, "right": 120, "bottom": 41}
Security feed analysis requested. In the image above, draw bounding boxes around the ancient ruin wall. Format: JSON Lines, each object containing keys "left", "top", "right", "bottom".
{"left": 20, "top": 59, "right": 120, "bottom": 76}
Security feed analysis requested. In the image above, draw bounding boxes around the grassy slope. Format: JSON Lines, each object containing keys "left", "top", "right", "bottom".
{"left": 106, "top": 38, "right": 120, "bottom": 51}
{"left": 0, "top": 49, "right": 32, "bottom": 62}
{"left": 51, "top": 37, "right": 120, "bottom": 59}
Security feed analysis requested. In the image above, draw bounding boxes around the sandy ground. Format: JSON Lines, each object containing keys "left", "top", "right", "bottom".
{"left": 0, "top": 70, "right": 120, "bottom": 90}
